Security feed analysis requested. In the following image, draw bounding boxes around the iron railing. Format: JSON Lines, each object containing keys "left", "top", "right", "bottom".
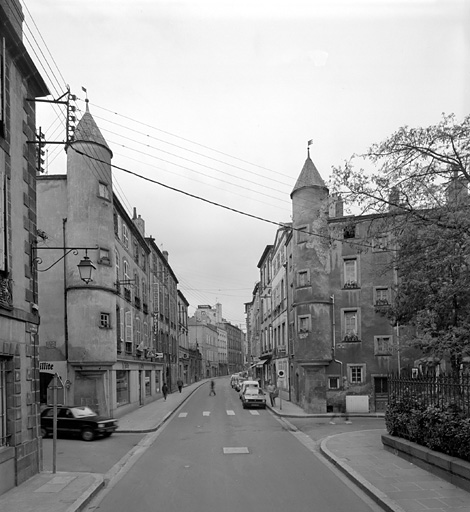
{"left": 388, "top": 373, "right": 470, "bottom": 416}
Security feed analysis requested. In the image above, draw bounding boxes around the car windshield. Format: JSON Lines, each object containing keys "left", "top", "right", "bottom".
{"left": 70, "top": 406, "right": 97, "bottom": 418}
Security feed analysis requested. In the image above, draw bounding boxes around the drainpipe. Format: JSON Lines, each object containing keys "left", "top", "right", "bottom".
{"left": 331, "top": 294, "right": 344, "bottom": 383}
{"left": 63, "top": 218, "right": 68, "bottom": 361}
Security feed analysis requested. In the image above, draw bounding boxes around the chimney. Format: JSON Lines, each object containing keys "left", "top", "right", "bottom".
{"left": 132, "top": 208, "right": 145, "bottom": 236}
{"left": 329, "top": 193, "right": 343, "bottom": 218}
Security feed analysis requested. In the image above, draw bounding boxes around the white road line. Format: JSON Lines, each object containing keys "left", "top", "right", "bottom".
{"left": 178, "top": 412, "right": 188, "bottom": 418}
{"left": 249, "top": 410, "right": 260, "bottom": 415}
{"left": 203, "top": 411, "right": 210, "bottom": 416}
{"left": 223, "top": 447, "right": 249, "bottom": 454}
{"left": 226, "top": 410, "right": 235, "bottom": 416}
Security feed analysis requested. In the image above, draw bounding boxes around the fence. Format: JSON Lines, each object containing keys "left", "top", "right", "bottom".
{"left": 388, "top": 373, "right": 470, "bottom": 416}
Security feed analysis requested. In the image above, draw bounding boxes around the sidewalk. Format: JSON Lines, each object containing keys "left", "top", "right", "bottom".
{"left": 1, "top": 379, "right": 469, "bottom": 512}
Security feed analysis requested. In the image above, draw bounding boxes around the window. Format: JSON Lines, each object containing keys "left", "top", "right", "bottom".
{"left": 348, "top": 364, "right": 365, "bottom": 384}
{"left": 116, "top": 370, "right": 130, "bottom": 406}
{"left": 297, "top": 226, "right": 308, "bottom": 243}
{"left": 0, "top": 357, "right": 8, "bottom": 446}
{"left": 374, "top": 336, "right": 392, "bottom": 355}
{"left": 100, "top": 312, "right": 110, "bottom": 329}
{"left": 328, "top": 376, "right": 340, "bottom": 390}
{"left": 375, "top": 287, "right": 389, "bottom": 305}
{"left": 342, "top": 309, "right": 359, "bottom": 340}
{"left": 115, "top": 250, "right": 120, "bottom": 282}
{"left": 125, "top": 310, "right": 132, "bottom": 342}
{"left": 99, "top": 248, "right": 110, "bottom": 265}
{"left": 133, "top": 239, "right": 139, "bottom": 264}
{"left": 122, "top": 224, "right": 129, "bottom": 248}
{"left": 344, "top": 224, "right": 356, "bottom": 239}
{"left": 297, "top": 270, "right": 310, "bottom": 288}
{"left": 343, "top": 258, "right": 358, "bottom": 288}
{"left": 98, "top": 182, "right": 110, "bottom": 200}
{"left": 298, "top": 315, "right": 310, "bottom": 333}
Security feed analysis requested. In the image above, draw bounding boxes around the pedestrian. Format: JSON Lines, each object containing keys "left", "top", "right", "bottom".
{"left": 162, "top": 382, "right": 168, "bottom": 400}
{"left": 209, "top": 380, "right": 216, "bottom": 396}
{"left": 266, "top": 381, "right": 276, "bottom": 407}
{"left": 177, "top": 378, "right": 183, "bottom": 393}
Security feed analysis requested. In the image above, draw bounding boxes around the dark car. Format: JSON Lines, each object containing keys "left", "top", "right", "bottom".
{"left": 40, "top": 406, "right": 118, "bottom": 441}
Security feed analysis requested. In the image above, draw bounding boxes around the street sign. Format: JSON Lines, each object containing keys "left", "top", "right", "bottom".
{"left": 47, "top": 374, "right": 65, "bottom": 406}
{"left": 155, "top": 352, "right": 164, "bottom": 359}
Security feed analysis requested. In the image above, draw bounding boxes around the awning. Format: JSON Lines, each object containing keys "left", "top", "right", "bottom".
{"left": 256, "top": 360, "right": 268, "bottom": 367}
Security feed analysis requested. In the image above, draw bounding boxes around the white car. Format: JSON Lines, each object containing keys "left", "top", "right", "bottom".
{"left": 240, "top": 382, "right": 267, "bottom": 409}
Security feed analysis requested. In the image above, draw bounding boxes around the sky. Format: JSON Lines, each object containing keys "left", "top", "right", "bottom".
{"left": 23, "top": 0, "right": 470, "bottom": 329}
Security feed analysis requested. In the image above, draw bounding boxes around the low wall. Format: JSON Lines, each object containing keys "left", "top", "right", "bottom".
{"left": 382, "top": 434, "right": 470, "bottom": 493}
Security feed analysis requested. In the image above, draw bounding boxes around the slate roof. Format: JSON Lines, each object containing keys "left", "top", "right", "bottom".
{"left": 73, "top": 101, "right": 112, "bottom": 155}
{"left": 291, "top": 155, "right": 326, "bottom": 197}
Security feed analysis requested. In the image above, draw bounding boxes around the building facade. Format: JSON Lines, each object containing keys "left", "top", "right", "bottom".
{"left": 36, "top": 105, "right": 182, "bottom": 421}
{"left": 248, "top": 152, "right": 419, "bottom": 414}
{"left": 0, "top": 0, "right": 49, "bottom": 494}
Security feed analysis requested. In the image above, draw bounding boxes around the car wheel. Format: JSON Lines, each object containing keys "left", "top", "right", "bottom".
{"left": 81, "top": 428, "right": 95, "bottom": 441}
{"left": 40, "top": 427, "right": 48, "bottom": 438}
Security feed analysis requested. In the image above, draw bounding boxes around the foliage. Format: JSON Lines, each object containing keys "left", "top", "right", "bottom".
{"left": 331, "top": 114, "right": 470, "bottom": 371}
{"left": 386, "top": 392, "right": 470, "bottom": 462}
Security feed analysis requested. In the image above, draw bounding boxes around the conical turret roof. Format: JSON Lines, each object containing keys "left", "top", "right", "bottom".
{"left": 291, "top": 155, "right": 326, "bottom": 197}
{"left": 73, "top": 102, "right": 112, "bottom": 156}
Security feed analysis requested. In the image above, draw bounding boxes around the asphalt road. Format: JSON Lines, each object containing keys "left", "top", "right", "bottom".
{"left": 80, "top": 381, "right": 382, "bottom": 512}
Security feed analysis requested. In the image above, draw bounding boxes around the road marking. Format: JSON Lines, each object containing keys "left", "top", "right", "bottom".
{"left": 223, "top": 447, "right": 249, "bottom": 454}
{"left": 226, "top": 410, "right": 235, "bottom": 415}
{"left": 249, "top": 410, "right": 260, "bottom": 415}
{"left": 203, "top": 411, "right": 210, "bottom": 416}
{"left": 178, "top": 412, "right": 188, "bottom": 418}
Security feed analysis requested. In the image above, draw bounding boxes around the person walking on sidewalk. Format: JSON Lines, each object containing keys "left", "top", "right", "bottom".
{"left": 162, "top": 382, "right": 168, "bottom": 400}
{"left": 209, "top": 380, "right": 216, "bottom": 396}
{"left": 267, "top": 381, "right": 276, "bottom": 407}
{"left": 177, "top": 379, "right": 183, "bottom": 393}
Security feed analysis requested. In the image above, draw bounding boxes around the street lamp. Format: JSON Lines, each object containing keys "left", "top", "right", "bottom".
{"left": 77, "top": 251, "right": 96, "bottom": 284}
{"left": 32, "top": 242, "right": 98, "bottom": 284}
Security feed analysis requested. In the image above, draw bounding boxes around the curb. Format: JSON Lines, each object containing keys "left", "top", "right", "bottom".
{"left": 65, "top": 474, "right": 105, "bottom": 512}
{"left": 319, "top": 434, "right": 406, "bottom": 512}
{"left": 116, "top": 381, "right": 206, "bottom": 433}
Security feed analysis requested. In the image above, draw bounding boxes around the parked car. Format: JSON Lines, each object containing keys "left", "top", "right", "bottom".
{"left": 240, "top": 385, "right": 266, "bottom": 409}
{"left": 239, "top": 380, "right": 260, "bottom": 397}
{"left": 234, "top": 376, "right": 247, "bottom": 392}
{"left": 40, "top": 406, "right": 118, "bottom": 441}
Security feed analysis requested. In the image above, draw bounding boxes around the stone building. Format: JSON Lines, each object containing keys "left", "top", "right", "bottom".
{"left": 249, "top": 151, "right": 418, "bottom": 413}
{"left": 0, "top": 0, "right": 49, "bottom": 494}
{"left": 36, "top": 104, "right": 180, "bottom": 418}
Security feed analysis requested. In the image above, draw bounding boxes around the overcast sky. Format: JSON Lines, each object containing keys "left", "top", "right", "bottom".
{"left": 24, "top": 0, "right": 469, "bottom": 328}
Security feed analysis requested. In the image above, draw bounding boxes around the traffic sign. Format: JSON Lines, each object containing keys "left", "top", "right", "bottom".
{"left": 278, "top": 370, "right": 285, "bottom": 378}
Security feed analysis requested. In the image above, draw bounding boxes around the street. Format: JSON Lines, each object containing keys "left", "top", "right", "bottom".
{"left": 70, "top": 380, "right": 384, "bottom": 512}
